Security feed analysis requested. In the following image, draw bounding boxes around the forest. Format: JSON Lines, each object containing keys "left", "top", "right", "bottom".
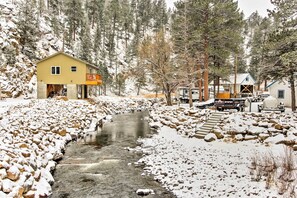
{"left": 0, "top": 0, "right": 296, "bottom": 108}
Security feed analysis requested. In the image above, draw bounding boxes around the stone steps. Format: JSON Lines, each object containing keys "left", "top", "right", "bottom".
{"left": 194, "top": 112, "right": 225, "bottom": 139}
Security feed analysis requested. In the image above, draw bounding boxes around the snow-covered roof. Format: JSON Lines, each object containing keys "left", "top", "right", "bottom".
{"left": 210, "top": 73, "right": 255, "bottom": 86}
{"left": 36, "top": 52, "right": 99, "bottom": 70}
{"left": 228, "top": 73, "right": 255, "bottom": 85}
{"left": 266, "top": 81, "right": 277, "bottom": 88}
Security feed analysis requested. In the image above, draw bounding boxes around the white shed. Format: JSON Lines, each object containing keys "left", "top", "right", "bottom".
{"left": 267, "top": 80, "right": 296, "bottom": 107}
{"left": 210, "top": 73, "right": 256, "bottom": 97}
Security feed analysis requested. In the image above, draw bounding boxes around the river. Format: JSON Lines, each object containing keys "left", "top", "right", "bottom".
{"left": 50, "top": 111, "right": 175, "bottom": 198}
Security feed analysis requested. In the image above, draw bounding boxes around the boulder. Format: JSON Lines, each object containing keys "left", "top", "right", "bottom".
{"left": 213, "top": 129, "right": 224, "bottom": 139}
{"left": 204, "top": 133, "right": 217, "bottom": 142}
{"left": 235, "top": 134, "right": 244, "bottom": 141}
{"left": 244, "top": 135, "right": 258, "bottom": 141}
{"left": 264, "top": 134, "right": 286, "bottom": 144}
{"left": 259, "top": 133, "right": 270, "bottom": 141}
{"left": 274, "top": 124, "right": 283, "bottom": 130}
{"left": 7, "top": 165, "right": 20, "bottom": 181}
{"left": 2, "top": 179, "right": 13, "bottom": 193}
{"left": 0, "top": 168, "right": 7, "bottom": 179}
{"left": 136, "top": 189, "right": 154, "bottom": 196}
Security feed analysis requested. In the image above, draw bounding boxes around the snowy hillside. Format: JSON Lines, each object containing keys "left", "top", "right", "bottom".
{"left": 0, "top": 0, "right": 63, "bottom": 98}
{"left": 0, "top": 0, "right": 170, "bottom": 98}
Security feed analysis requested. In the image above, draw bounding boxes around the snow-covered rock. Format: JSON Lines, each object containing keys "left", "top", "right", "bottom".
{"left": 204, "top": 133, "right": 217, "bottom": 142}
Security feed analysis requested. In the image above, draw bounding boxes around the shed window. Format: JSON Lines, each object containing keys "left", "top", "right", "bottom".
{"left": 71, "top": 66, "right": 77, "bottom": 72}
{"left": 51, "top": 66, "right": 60, "bottom": 75}
{"left": 278, "top": 90, "right": 284, "bottom": 99}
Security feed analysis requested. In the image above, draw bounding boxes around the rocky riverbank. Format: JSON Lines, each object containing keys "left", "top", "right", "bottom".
{"left": 0, "top": 97, "right": 157, "bottom": 197}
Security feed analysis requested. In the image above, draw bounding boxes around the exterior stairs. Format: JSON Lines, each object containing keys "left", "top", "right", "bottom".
{"left": 194, "top": 111, "right": 225, "bottom": 139}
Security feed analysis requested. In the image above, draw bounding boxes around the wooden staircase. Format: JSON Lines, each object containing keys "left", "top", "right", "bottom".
{"left": 194, "top": 112, "right": 225, "bottom": 139}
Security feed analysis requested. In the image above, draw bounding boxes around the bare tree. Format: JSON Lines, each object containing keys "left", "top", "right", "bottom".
{"left": 138, "top": 30, "right": 179, "bottom": 106}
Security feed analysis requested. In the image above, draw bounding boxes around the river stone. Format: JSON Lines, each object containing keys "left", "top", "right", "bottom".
{"left": 213, "top": 129, "right": 224, "bottom": 139}
{"left": 136, "top": 189, "right": 154, "bottom": 196}
{"left": 235, "top": 134, "right": 244, "bottom": 141}
{"left": 204, "top": 133, "right": 217, "bottom": 142}
{"left": 274, "top": 124, "right": 283, "bottom": 130}
{"left": 7, "top": 165, "right": 20, "bottom": 181}
{"left": 23, "top": 190, "right": 36, "bottom": 198}
{"left": 264, "top": 134, "right": 285, "bottom": 144}
{"left": 259, "top": 133, "right": 270, "bottom": 141}
{"left": 0, "top": 168, "right": 7, "bottom": 179}
{"left": 258, "top": 122, "right": 269, "bottom": 128}
{"left": 244, "top": 135, "right": 258, "bottom": 141}
{"left": 57, "top": 129, "right": 67, "bottom": 136}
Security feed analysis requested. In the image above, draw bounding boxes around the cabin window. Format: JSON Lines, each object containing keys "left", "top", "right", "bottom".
{"left": 278, "top": 90, "right": 284, "bottom": 99}
{"left": 51, "top": 66, "right": 60, "bottom": 75}
{"left": 71, "top": 66, "right": 77, "bottom": 72}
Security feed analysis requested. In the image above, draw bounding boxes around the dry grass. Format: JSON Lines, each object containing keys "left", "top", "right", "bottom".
{"left": 249, "top": 147, "right": 297, "bottom": 196}
{"left": 55, "top": 96, "right": 68, "bottom": 101}
{"left": 142, "top": 93, "right": 166, "bottom": 98}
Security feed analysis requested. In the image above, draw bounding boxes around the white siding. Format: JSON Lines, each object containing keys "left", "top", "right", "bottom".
{"left": 268, "top": 81, "right": 296, "bottom": 107}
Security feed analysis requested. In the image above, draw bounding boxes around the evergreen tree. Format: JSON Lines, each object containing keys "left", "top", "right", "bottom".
{"left": 153, "top": 0, "right": 169, "bottom": 31}
{"left": 172, "top": 0, "right": 198, "bottom": 106}
{"left": 172, "top": 0, "right": 244, "bottom": 100}
{"left": 48, "top": 0, "right": 62, "bottom": 36}
{"left": 247, "top": 13, "right": 271, "bottom": 86}
{"left": 80, "top": 15, "right": 92, "bottom": 62}
{"left": 64, "top": 0, "right": 83, "bottom": 42}
{"left": 17, "top": 0, "right": 40, "bottom": 58}
{"left": 260, "top": 0, "right": 297, "bottom": 111}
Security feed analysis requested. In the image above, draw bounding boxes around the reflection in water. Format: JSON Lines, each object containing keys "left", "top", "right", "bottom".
{"left": 89, "top": 111, "right": 150, "bottom": 147}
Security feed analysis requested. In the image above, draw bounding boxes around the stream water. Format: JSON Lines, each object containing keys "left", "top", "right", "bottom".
{"left": 51, "top": 111, "right": 175, "bottom": 198}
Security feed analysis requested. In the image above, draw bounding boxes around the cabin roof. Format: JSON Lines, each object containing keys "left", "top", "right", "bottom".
{"left": 36, "top": 52, "right": 99, "bottom": 70}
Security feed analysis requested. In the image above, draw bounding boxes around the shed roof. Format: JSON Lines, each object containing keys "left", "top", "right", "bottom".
{"left": 217, "top": 73, "right": 255, "bottom": 85}
{"left": 36, "top": 52, "right": 99, "bottom": 70}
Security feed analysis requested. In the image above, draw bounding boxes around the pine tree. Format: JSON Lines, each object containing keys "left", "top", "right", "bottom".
{"left": 172, "top": 0, "right": 198, "bottom": 106}
{"left": 64, "top": 0, "right": 83, "bottom": 42}
{"left": 79, "top": 15, "right": 92, "bottom": 63}
{"left": 48, "top": 0, "right": 62, "bottom": 36}
{"left": 172, "top": 0, "right": 244, "bottom": 100}
{"left": 17, "top": 0, "right": 39, "bottom": 58}
{"left": 247, "top": 13, "right": 271, "bottom": 87}
{"left": 261, "top": 0, "right": 297, "bottom": 111}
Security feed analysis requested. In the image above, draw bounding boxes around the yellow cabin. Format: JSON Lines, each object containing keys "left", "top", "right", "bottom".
{"left": 36, "top": 52, "right": 102, "bottom": 99}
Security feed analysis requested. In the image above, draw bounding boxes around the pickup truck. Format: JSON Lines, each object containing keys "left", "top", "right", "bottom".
{"left": 214, "top": 98, "right": 246, "bottom": 112}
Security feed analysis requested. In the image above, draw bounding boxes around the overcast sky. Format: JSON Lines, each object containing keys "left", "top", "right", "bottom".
{"left": 166, "top": 0, "right": 275, "bottom": 18}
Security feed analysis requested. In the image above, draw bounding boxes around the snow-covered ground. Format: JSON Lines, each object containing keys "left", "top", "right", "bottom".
{"left": 136, "top": 126, "right": 294, "bottom": 197}
{"left": 1, "top": 97, "right": 297, "bottom": 197}
{"left": 133, "top": 102, "right": 297, "bottom": 197}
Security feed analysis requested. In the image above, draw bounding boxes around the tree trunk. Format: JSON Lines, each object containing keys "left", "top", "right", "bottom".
{"left": 203, "top": 36, "right": 209, "bottom": 101}
{"left": 164, "top": 83, "right": 172, "bottom": 106}
{"left": 264, "top": 79, "right": 268, "bottom": 91}
{"left": 213, "top": 76, "right": 216, "bottom": 99}
{"left": 137, "top": 84, "right": 140, "bottom": 95}
{"left": 189, "top": 85, "right": 193, "bottom": 108}
{"left": 234, "top": 55, "right": 237, "bottom": 98}
{"left": 198, "top": 63, "right": 203, "bottom": 102}
{"left": 289, "top": 75, "right": 296, "bottom": 111}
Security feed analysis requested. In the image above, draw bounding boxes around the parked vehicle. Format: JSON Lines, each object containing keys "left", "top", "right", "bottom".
{"left": 258, "top": 96, "right": 285, "bottom": 113}
{"left": 177, "top": 87, "right": 202, "bottom": 103}
{"left": 257, "top": 92, "right": 270, "bottom": 101}
{"left": 214, "top": 98, "right": 245, "bottom": 112}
